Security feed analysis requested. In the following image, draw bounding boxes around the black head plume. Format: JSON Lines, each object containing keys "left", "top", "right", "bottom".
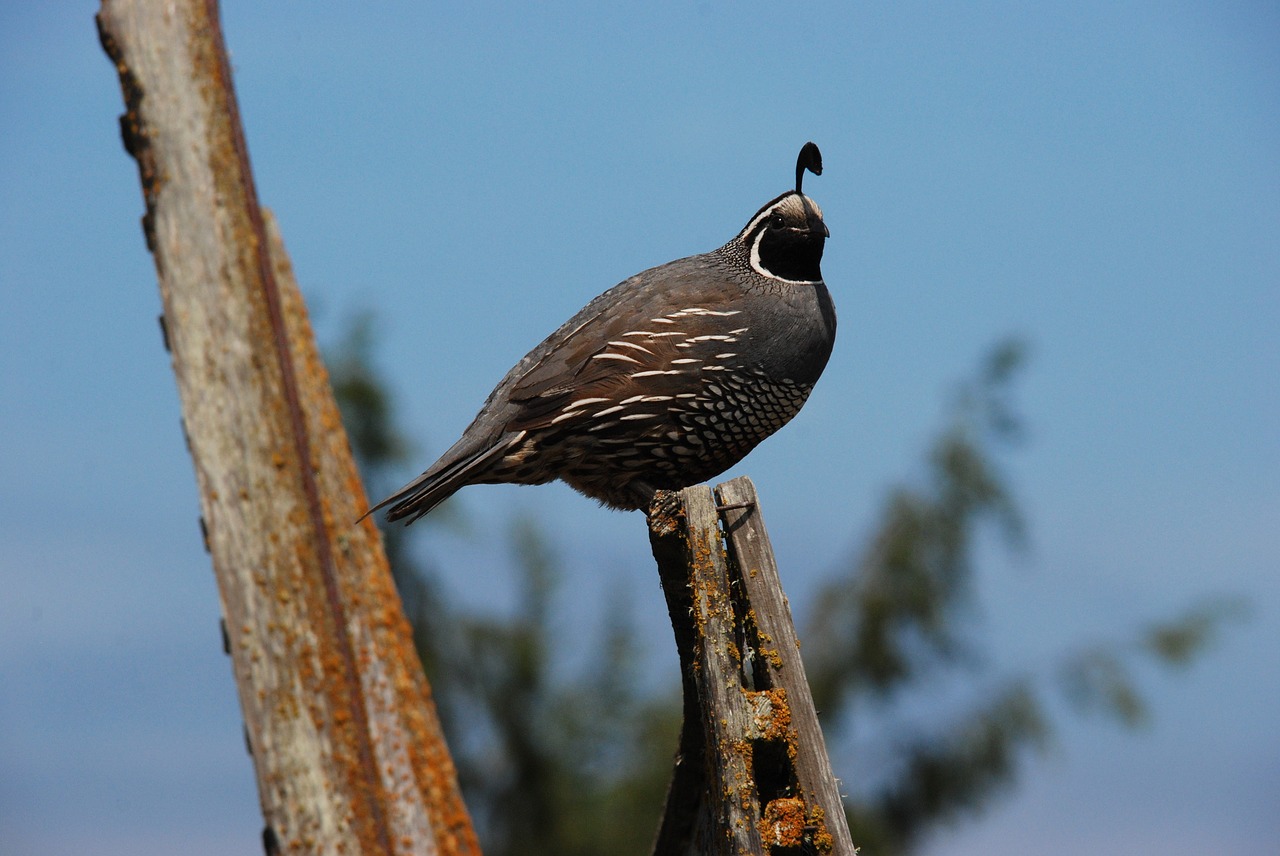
{"left": 795, "top": 142, "right": 823, "bottom": 195}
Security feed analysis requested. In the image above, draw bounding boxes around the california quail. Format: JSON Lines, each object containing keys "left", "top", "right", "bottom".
{"left": 370, "top": 142, "right": 835, "bottom": 523}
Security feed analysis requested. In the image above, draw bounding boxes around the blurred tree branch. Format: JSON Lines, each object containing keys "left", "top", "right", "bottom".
{"left": 802, "top": 339, "right": 1246, "bottom": 853}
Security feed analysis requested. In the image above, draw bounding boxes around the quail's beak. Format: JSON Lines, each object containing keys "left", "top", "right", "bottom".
{"left": 807, "top": 217, "right": 830, "bottom": 239}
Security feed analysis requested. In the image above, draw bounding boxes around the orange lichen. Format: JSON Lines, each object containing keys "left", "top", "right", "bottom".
{"left": 747, "top": 687, "right": 792, "bottom": 742}
{"left": 761, "top": 797, "right": 806, "bottom": 848}
{"left": 807, "top": 805, "right": 836, "bottom": 852}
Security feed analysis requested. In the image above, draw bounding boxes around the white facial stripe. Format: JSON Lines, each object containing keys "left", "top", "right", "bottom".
{"left": 741, "top": 199, "right": 784, "bottom": 238}
{"left": 741, "top": 194, "right": 824, "bottom": 237}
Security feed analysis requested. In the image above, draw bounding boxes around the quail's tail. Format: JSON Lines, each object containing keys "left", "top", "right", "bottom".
{"left": 362, "top": 432, "right": 523, "bottom": 526}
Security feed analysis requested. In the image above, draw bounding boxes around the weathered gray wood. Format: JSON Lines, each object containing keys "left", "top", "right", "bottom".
{"left": 717, "top": 477, "right": 857, "bottom": 855}
{"left": 649, "top": 487, "right": 764, "bottom": 856}
{"left": 649, "top": 479, "right": 857, "bottom": 855}
{"left": 96, "top": 2, "right": 479, "bottom": 853}
{"left": 648, "top": 491, "right": 707, "bottom": 856}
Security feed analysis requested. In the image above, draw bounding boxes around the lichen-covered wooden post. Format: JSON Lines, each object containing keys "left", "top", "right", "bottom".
{"left": 648, "top": 477, "right": 857, "bottom": 856}
{"left": 96, "top": 2, "right": 480, "bottom": 853}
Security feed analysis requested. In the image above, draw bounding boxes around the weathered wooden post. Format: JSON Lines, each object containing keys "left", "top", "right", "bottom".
{"left": 96, "top": 2, "right": 480, "bottom": 852}
{"left": 648, "top": 477, "right": 857, "bottom": 856}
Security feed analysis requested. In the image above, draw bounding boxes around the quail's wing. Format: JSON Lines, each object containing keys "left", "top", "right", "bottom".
{"left": 506, "top": 258, "right": 743, "bottom": 428}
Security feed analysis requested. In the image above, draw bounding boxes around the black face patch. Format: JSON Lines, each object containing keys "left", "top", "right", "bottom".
{"left": 755, "top": 220, "right": 825, "bottom": 282}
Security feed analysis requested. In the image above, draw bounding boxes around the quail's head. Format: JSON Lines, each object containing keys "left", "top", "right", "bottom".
{"left": 737, "top": 141, "right": 829, "bottom": 283}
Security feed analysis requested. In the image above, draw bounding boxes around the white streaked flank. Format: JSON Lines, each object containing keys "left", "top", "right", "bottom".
{"left": 608, "top": 340, "right": 654, "bottom": 354}
{"left": 565, "top": 397, "right": 610, "bottom": 409}
{"left": 591, "top": 352, "right": 642, "bottom": 364}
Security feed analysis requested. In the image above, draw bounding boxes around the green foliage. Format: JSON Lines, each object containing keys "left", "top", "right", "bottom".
{"left": 806, "top": 341, "right": 1028, "bottom": 702}
{"left": 391, "top": 517, "right": 680, "bottom": 856}
{"left": 1143, "top": 596, "right": 1249, "bottom": 666}
{"left": 846, "top": 684, "right": 1048, "bottom": 854}
{"left": 1060, "top": 596, "right": 1250, "bottom": 728}
{"left": 326, "top": 311, "right": 407, "bottom": 469}
{"left": 799, "top": 339, "right": 1244, "bottom": 854}
{"left": 328, "top": 318, "right": 1241, "bottom": 856}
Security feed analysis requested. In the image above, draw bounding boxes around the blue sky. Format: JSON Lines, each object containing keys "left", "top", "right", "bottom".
{"left": 2, "top": 2, "right": 1277, "bottom": 854}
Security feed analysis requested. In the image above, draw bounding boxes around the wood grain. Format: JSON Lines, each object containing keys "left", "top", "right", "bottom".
{"left": 97, "top": 2, "right": 478, "bottom": 852}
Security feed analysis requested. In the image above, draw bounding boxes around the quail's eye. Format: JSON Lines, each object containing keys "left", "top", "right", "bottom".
{"left": 768, "top": 213, "right": 787, "bottom": 230}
